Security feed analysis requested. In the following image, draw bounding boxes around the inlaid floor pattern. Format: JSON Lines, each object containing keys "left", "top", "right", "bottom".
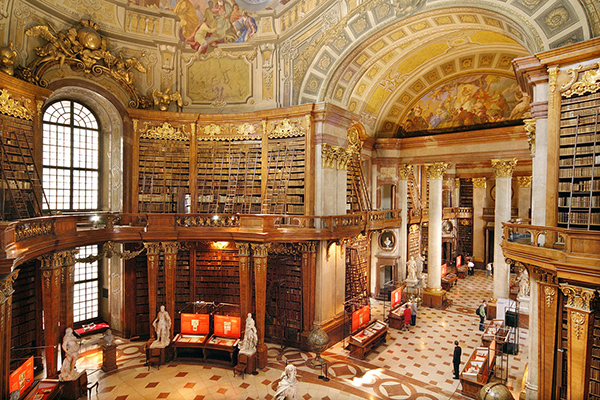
{"left": 76, "top": 270, "right": 528, "bottom": 399}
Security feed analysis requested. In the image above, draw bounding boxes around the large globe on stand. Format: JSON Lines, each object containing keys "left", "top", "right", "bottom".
{"left": 478, "top": 382, "right": 515, "bottom": 400}
{"left": 306, "top": 326, "right": 330, "bottom": 368}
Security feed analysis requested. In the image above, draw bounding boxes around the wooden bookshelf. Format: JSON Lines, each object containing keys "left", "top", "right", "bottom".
{"left": 195, "top": 247, "right": 240, "bottom": 305}
{"left": 10, "top": 261, "right": 39, "bottom": 372}
{"left": 460, "top": 178, "right": 473, "bottom": 208}
{"left": 590, "top": 311, "right": 600, "bottom": 399}
{"left": 558, "top": 92, "right": 600, "bottom": 230}
{"left": 135, "top": 255, "right": 150, "bottom": 338}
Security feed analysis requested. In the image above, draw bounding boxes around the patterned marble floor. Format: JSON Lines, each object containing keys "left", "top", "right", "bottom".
{"left": 75, "top": 270, "right": 528, "bottom": 399}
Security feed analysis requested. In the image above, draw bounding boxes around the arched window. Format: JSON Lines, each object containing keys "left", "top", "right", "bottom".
{"left": 43, "top": 100, "right": 100, "bottom": 323}
{"left": 42, "top": 100, "right": 100, "bottom": 211}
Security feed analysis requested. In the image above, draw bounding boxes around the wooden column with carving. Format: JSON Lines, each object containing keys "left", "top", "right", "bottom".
{"left": 145, "top": 243, "right": 161, "bottom": 337}
{"left": 253, "top": 244, "right": 268, "bottom": 368}
{"left": 534, "top": 267, "right": 559, "bottom": 400}
{"left": 0, "top": 270, "right": 18, "bottom": 398}
{"left": 60, "top": 251, "right": 78, "bottom": 336}
{"left": 300, "top": 241, "right": 317, "bottom": 350}
{"left": 162, "top": 242, "right": 178, "bottom": 337}
{"left": 237, "top": 243, "right": 252, "bottom": 321}
{"left": 39, "top": 253, "right": 65, "bottom": 377}
{"left": 560, "top": 283, "right": 595, "bottom": 400}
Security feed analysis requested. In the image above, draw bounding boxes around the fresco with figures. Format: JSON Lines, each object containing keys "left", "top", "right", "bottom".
{"left": 129, "top": 0, "right": 262, "bottom": 54}
{"left": 397, "top": 74, "right": 531, "bottom": 137}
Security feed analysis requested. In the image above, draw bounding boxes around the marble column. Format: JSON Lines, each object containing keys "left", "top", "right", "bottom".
{"left": 398, "top": 164, "right": 411, "bottom": 282}
{"left": 472, "top": 178, "right": 486, "bottom": 265}
{"left": 525, "top": 267, "right": 539, "bottom": 400}
{"left": 517, "top": 176, "right": 532, "bottom": 220}
{"left": 0, "top": 271, "right": 18, "bottom": 397}
{"left": 425, "top": 162, "right": 447, "bottom": 291}
{"left": 491, "top": 158, "right": 517, "bottom": 300}
{"left": 60, "top": 251, "right": 78, "bottom": 336}
{"left": 252, "top": 244, "right": 269, "bottom": 368}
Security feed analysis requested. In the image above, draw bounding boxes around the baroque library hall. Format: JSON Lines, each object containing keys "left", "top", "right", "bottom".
{"left": 0, "top": 0, "right": 599, "bottom": 399}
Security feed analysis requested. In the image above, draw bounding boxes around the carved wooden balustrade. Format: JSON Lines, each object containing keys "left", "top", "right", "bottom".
{"left": 0, "top": 210, "right": 401, "bottom": 273}
{"left": 408, "top": 207, "right": 473, "bottom": 224}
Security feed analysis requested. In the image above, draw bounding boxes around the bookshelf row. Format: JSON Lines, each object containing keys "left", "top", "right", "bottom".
{"left": 559, "top": 166, "right": 600, "bottom": 178}
{"left": 558, "top": 180, "right": 600, "bottom": 192}
{"left": 560, "top": 155, "right": 600, "bottom": 167}
{"left": 560, "top": 145, "right": 598, "bottom": 156}
{"left": 558, "top": 212, "right": 600, "bottom": 225}
{"left": 558, "top": 196, "right": 600, "bottom": 208}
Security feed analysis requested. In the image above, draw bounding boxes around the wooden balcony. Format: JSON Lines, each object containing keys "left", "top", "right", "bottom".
{"left": 0, "top": 210, "right": 402, "bottom": 273}
{"left": 502, "top": 222, "right": 600, "bottom": 284}
{"left": 408, "top": 207, "right": 473, "bottom": 224}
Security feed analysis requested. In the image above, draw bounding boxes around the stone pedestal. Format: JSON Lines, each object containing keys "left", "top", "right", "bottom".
{"left": 60, "top": 370, "right": 87, "bottom": 400}
{"left": 102, "top": 344, "right": 118, "bottom": 372}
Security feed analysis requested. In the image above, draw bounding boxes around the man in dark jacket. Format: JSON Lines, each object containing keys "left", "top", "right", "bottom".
{"left": 453, "top": 340, "right": 462, "bottom": 379}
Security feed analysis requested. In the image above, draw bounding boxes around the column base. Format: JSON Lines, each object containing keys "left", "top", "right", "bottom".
{"left": 422, "top": 288, "right": 449, "bottom": 309}
{"left": 257, "top": 343, "right": 268, "bottom": 369}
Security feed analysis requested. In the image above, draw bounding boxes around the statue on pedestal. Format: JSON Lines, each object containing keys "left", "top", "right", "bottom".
{"left": 516, "top": 267, "right": 530, "bottom": 298}
{"left": 103, "top": 329, "right": 114, "bottom": 346}
{"left": 406, "top": 256, "right": 418, "bottom": 283}
{"left": 59, "top": 328, "right": 80, "bottom": 381}
{"left": 150, "top": 305, "right": 172, "bottom": 348}
{"left": 274, "top": 364, "right": 298, "bottom": 400}
{"left": 415, "top": 253, "right": 425, "bottom": 277}
{"left": 238, "top": 313, "right": 258, "bottom": 355}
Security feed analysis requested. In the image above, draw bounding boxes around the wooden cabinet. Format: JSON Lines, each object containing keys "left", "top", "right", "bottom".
{"left": 348, "top": 320, "right": 388, "bottom": 360}
{"left": 459, "top": 343, "right": 496, "bottom": 399}
{"left": 590, "top": 314, "right": 600, "bottom": 399}
{"left": 558, "top": 92, "right": 600, "bottom": 230}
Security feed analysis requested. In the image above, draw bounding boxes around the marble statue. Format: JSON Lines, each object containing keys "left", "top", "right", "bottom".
{"left": 238, "top": 313, "right": 258, "bottom": 355}
{"left": 103, "top": 328, "right": 114, "bottom": 346}
{"left": 406, "top": 256, "right": 418, "bottom": 282}
{"left": 517, "top": 267, "right": 530, "bottom": 298}
{"left": 415, "top": 253, "right": 425, "bottom": 276}
{"left": 274, "top": 364, "right": 298, "bottom": 400}
{"left": 59, "top": 327, "right": 80, "bottom": 381}
{"left": 150, "top": 305, "right": 172, "bottom": 348}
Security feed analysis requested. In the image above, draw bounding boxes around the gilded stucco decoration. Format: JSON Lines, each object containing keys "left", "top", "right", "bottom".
{"left": 152, "top": 88, "right": 185, "bottom": 111}
{"left": 491, "top": 158, "right": 517, "bottom": 178}
{"left": 570, "top": 310, "right": 586, "bottom": 340}
{"left": 347, "top": 126, "right": 363, "bottom": 155}
{"left": 322, "top": 143, "right": 349, "bottom": 169}
{"left": 22, "top": 19, "right": 150, "bottom": 108}
{"left": 268, "top": 118, "right": 306, "bottom": 138}
{"left": 424, "top": 162, "right": 448, "bottom": 180}
{"left": 398, "top": 164, "right": 413, "bottom": 180}
{"left": 141, "top": 122, "right": 190, "bottom": 141}
{"left": 543, "top": 286, "right": 556, "bottom": 308}
{"left": 75, "top": 241, "right": 146, "bottom": 263}
{"left": 524, "top": 118, "right": 536, "bottom": 155}
{"left": 560, "top": 63, "right": 600, "bottom": 98}
{"left": 0, "top": 271, "right": 18, "bottom": 305}
{"left": 472, "top": 177, "right": 486, "bottom": 189}
{"left": 0, "top": 89, "right": 32, "bottom": 120}
{"left": 544, "top": 7, "right": 569, "bottom": 30}
{"left": 559, "top": 283, "right": 596, "bottom": 312}
{"left": 517, "top": 176, "right": 532, "bottom": 188}
{"left": 197, "top": 122, "right": 261, "bottom": 141}
{"left": 548, "top": 66, "right": 559, "bottom": 108}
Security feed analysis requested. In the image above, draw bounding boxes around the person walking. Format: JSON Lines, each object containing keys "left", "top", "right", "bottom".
{"left": 403, "top": 303, "right": 412, "bottom": 331}
{"left": 410, "top": 298, "right": 418, "bottom": 326}
{"left": 486, "top": 262, "right": 493, "bottom": 277}
{"left": 477, "top": 300, "right": 487, "bottom": 331}
{"left": 452, "top": 340, "right": 462, "bottom": 379}
{"left": 467, "top": 258, "right": 475, "bottom": 276}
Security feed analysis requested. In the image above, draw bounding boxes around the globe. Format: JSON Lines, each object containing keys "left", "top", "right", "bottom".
{"left": 306, "top": 326, "right": 330, "bottom": 368}
{"left": 478, "top": 382, "right": 515, "bottom": 400}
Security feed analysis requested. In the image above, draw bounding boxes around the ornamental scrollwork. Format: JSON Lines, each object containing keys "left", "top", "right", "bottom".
{"left": 560, "top": 283, "right": 596, "bottom": 312}
{"left": 523, "top": 119, "right": 536, "bottom": 155}
{"left": 544, "top": 286, "right": 556, "bottom": 308}
{"left": 571, "top": 310, "right": 586, "bottom": 341}
{"left": 322, "top": 143, "right": 349, "bottom": 169}
{"left": 22, "top": 19, "right": 149, "bottom": 108}
{"left": 425, "top": 162, "right": 448, "bottom": 180}
{"left": 15, "top": 220, "right": 54, "bottom": 241}
{"left": 561, "top": 63, "right": 600, "bottom": 98}
{"left": 268, "top": 243, "right": 301, "bottom": 255}
{"left": 491, "top": 158, "right": 517, "bottom": 178}
{"left": 75, "top": 241, "right": 146, "bottom": 263}
{"left": 141, "top": 122, "right": 189, "bottom": 141}
{"left": 0, "top": 89, "right": 33, "bottom": 120}
{"left": 517, "top": 176, "right": 532, "bottom": 188}
{"left": 268, "top": 118, "right": 305, "bottom": 138}
{"left": 0, "top": 271, "right": 19, "bottom": 304}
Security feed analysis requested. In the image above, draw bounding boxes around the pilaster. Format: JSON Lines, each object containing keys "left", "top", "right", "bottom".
{"left": 252, "top": 244, "right": 269, "bottom": 368}
{"left": 144, "top": 242, "right": 161, "bottom": 336}
{"left": 425, "top": 162, "right": 447, "bottom": 292}
{"left": 398, "top": 164, "right": 410, "bottom": 282}
{"left": 472, "top": 178, "right": 486, "bottom": 264}
{"left": 517, "top": 176, "right": 532, "bottom": 220}
{"left": 236, "top": 242, "right": 252, "bottom": 321}
{"left": 0, "top": 271, "right": 18, "bottom": 398}
{"left": 300, "top": 242, "right": 317, "bottom": 350}
{"left": 162, "top": 242, "right": 178, "bottom": 337}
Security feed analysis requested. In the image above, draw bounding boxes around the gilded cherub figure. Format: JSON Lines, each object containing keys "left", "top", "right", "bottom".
{"left": 0, "top": 42, "right": 17, "bottom": 76}
{"left": 152, "top": 88, "right": 184, "bottom": 111}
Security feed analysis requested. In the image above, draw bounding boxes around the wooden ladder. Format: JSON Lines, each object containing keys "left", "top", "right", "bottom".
{"left": 407, "top": 167, "right": 421, "bottom": 209}
{"left": 223, "top": 152, "right": 241, "bottom": 214}
{"left": 345, "top": 248, "right": 369, "bottom": 308}
{"left": 347, "top": 155, "right": 372, "bottom": 211}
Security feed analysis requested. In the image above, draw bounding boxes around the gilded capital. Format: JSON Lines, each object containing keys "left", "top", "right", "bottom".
{"left": 491, "top": 158, "right": 517, "bottom": 178}
{"left": 472, "top": 177, "right": 487, "bottom": 189}
{"left": 517, "top": 176, "right": 532, "bottom": 188}
{"left": 144, "top": 242, "right": 162, "bottom": 254}
{"left": 424, "top": 162, "right": 448, "bottom": 180}
{"left": 0, "top": 270, "right": 19, "bottom": 304}
{"left": 236, "top": 242, "right": 250, "bottom": 256}
{"left": 398, "top": 164, "right": 413, "bottom": 180}
{"left": 162, "top": 242, "right": 179, "bottom": 254}
{"left": 454, "top": 178, "right": 460, "bottom": 188}
{"left": 523, "top": 118, "right": 536, "bottom": 155}
{"left": 322, "top": 143, "right": 349, "bottom": 170}
{"left": 560, "top": 283, "right": 596, "bottom": 312}
{"left": 252, "top": 243, "right": 269, "bottom": 257}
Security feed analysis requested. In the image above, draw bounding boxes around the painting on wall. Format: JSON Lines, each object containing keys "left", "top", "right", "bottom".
{"left": 188, "top": 57, "right": 251, "bottom": 103}
{"left": 396, "top": 74, "right": 531, "bottom": 137}
{"left": 130, "top": 0, "right": 258, "bottom": 54}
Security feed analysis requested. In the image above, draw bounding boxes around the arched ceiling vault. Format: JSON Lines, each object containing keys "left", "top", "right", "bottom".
{"left": 298, "top": 1, "right": 593, "bottom": 137}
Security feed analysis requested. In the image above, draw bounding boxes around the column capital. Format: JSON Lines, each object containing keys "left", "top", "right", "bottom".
{"left": 0, "top": 270, "right": 18, "bottom": 304}
{"left": 161, "top": 242, "right": 179, "bottom": 254}
{"left": 236, "top": 242, "right": 250, "bottom": 256}
{"left": 424, "top": 162, "right": 448, "bottom": 180}
{"left": 454, "top": 178, "right": 460, "bottom": 188}
{"left": 517, "top": 176, "right": 532, "bottom": 188}
{"left": 491, "top": 158, "right": 517, "bottom": 178}
{"left": 144, "top": 242, "right": 162, "bottom": 254}
{"left": 39, "top": 250, "right": 79, "bottom": 269}
{"left": 559, "top": 283, "right": 596, "bottom": 312}
{"left": 398, "top": 164, "right": 413, "bottom": 180}
{"left": 523, "top": 118, "right": 536, "bottom": 155}
{"left": 252, "top": 243, "right": 269, "bottom": 257}
{"left": 472, "top": 177, "right": 487, "bottom": 189}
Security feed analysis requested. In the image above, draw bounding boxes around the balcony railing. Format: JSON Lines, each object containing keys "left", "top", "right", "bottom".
{"left": 0, "top": 210, "right": 402, "bottom": 272}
